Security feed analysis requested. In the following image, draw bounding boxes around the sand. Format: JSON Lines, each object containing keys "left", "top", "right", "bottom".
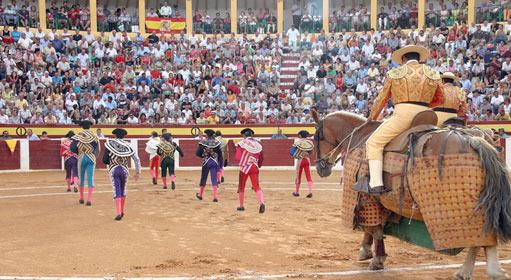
{"left": 0, "top": 169, "right": 510, "bottom": 279}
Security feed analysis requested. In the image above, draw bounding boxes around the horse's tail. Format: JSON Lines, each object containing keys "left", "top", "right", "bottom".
{"left": 471, "top": 136, "right": 511, "bottom": 242}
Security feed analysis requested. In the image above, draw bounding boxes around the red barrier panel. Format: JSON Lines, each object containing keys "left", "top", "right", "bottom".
{"left": 29, "top": 140, "right": 62, "bottom": 170}
{"left": 0, "top": 140, "right": 20, "bottom": 170}
{"left": 137, "top": 140, "right": 150, "bottom": 168}
{"left": 260, "top": 139, "right": 295, "bottom": 166}
{"left": 179, "top": 140, "right": 201, "bottom": 167}
{"left": 95, "top": 140, "right": 107, "bottom": 169}
{"left": 226, "top": 140, "right": 236, "bottom": 166}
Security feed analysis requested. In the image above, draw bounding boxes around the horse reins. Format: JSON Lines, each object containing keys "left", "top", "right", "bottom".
{"left": 316, "top": 122, "right": 369, "bottom": 167}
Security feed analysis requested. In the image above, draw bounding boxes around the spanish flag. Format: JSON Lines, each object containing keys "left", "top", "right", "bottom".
{"left": 146, "top": 17, "right": 186, "bottom": 34}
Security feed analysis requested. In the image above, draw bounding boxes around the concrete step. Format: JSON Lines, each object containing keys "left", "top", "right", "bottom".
{"left": 281, "top": 68, "right": 299, "bottom": 73}
{"left": 280, "top": 74, "right": 298, "bottom": 79}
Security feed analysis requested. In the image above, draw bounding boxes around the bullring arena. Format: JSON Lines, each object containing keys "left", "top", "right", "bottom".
{"left": 2, "top": 0, "right": 511, "bottom": 278}
{"left": 1, "top": 124, "right": 511, "bottom": 279}
{"left": 2, "top": 169, "right": 511, "bottom": 280}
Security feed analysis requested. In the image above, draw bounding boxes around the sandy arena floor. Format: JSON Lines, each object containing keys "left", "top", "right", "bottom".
{"left": 0, "top": 169, "right": 511, "bottom": 279}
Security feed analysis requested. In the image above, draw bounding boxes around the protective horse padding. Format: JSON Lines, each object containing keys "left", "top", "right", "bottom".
{"left": 341, "top": 149, "right": 389, "bottom": 228}
{"left": 342, "top": 148, "right": 497, "bottom": 250}
{"left": 408, "top": 153, "right": 497, "bottom": 250}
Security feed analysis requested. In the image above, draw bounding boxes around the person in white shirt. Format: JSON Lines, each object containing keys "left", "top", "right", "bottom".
{"left": 502, "top": 57, "right": 511, "bottom": 75}
{"left": 286, "top": 25, "right": 300, "bottom": 52}
{"left": 160, "top": 1, "right": 173, "bottom": 17}
{"left": 127, "top": 114, "right": 139, "bottom": 124}
{"left": 0, "top": 109, "right": 9, "bottom": 124}
{"left": 77, "top": 49, "right": 90, "bottom": 69}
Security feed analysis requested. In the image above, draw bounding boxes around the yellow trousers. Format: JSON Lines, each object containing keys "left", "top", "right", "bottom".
{"left": 434, "top": 111, "right": 457, "bottom": 127}
{"left": 366, "top": 104, "right": 430, "bottom": 161}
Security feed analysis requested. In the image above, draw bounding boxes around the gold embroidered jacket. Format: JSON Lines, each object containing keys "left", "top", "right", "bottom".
{"left": 432, "top": 83, "right": 467, "bottom": 117}
{"left": 370, "top": 61, "right": 444, "bottom": 120}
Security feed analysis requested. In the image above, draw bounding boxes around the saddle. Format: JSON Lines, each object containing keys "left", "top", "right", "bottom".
{"left": 384, "top": 110, "right": 438, "bottom": 154}
{"left": 442, "top": 117, "right": 466, "bottom": 128}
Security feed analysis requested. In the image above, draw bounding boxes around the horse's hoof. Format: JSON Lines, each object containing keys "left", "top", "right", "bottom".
{"left": 357, "top": 247, "right": 373, "bottom": 262}
{"left": 368, "top": 256, "right": 385, "bottom": 270}
{"left": 454, "top": 271, "right": 472, "bottom": 280}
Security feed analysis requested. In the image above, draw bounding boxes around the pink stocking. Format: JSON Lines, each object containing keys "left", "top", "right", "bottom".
{"left": 150, "top": 169, "right": 155, "bottom": 178}
{"left": 115, "top": 198, "right": 122, "bottom": 215}
{"left": 239, "top": 192, "right": 245, "bottom": 207}
{"left": 212, "top": 186, "right": 219, "bottom": 199}
{"left": 170, "top": 175, "right": 176, "bottom": 182}
{"left": 307, "top": 181, "right": 313, "bottom": 194}
{"left": 162, "top": 177, "right": 167, "bottom": 187}
{"left": 256, "top": 190, "right": 264, "bottom": 205}
{"left": 121, "top": 197, "right": 126, "bottom": 214}
{"left": 295, "top": 182, "right": 300, "bottom": 193}
{"left": 79, "top": 187, "right": 85, "bottom": 200}
{"left": 73, "top": 177, "right": 78, "bottom": 185}
{"left": 66, "top": 179, "right": 71, "bottom": 189}
{"left": 199, "top": 186, "right": 205, "bottom": 196}
{"left": 87, "top": 187, "right": 93, "bottom": 202}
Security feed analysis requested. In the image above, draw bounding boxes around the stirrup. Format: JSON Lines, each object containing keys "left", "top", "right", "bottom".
{"left": 352, "top": 177, "right": 390, "bottom": 196}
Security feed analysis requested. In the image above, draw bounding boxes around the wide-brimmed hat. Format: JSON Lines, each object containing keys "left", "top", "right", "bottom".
{"left": 391, "top": 45, "right": 430, "bottom": 64}
{"left": 441, "top": 72, "right": 460, "bottom": 82}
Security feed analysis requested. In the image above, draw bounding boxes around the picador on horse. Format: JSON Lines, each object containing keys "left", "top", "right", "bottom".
{"left": 312, "top": 45, "right": 511, "bottom": 280}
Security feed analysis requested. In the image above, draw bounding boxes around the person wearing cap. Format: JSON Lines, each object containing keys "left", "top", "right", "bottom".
{"left": 102, "top": 128, "right": 141, "bottom": 221}
{"left": 70, "top": 120, "right": 100, "bottom": 206}
{"left": 195, "top": 129, "right": 223, "bottom": 202}
{"left": 353, "top": 45, "right": 444, "bottom": 195}
{"left": 215, "top": 130, "right": 229, "bottom": 183}
{"left": 432, "top": 72, "right": 467, "bottom": 127}
{"left": 145, "top": 131, "right": 161, "bottom": 185}
{"left": 157, "top": 133, "right": 184, "bottom": 190}
{"left": 235, "top": 128, "right": 265, "bottom": 213}
{"left": 60, "top": 130, "right": 78, "bottom": 193}
{"left": 290, "top": 130, "right": 314, "bottom": 198}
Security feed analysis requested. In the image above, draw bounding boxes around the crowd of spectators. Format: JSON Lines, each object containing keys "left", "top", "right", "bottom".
{"left": 290, "top": 2, "right": 323, "bottom": 34}
{"left": 238, "top": 8, "right": 278, "bottom": 34}
{"left": 98, "top": 6, "right": 138, "bottom": 33}
{"left": 0, "top": 6, "right": 511, "bottom": 126}
{"left": 193, "top": 10, "right": 231, "bottom": 34}
{"left": 1, "top": 1, "right": 38, "bottom": 28}
{"left": 46, "top": 1, "right": 90, "bottom": 31}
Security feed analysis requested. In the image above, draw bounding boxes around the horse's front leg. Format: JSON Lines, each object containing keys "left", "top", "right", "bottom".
{"left": 485, "top": 246, "right": 511, "bottom": 280}
{"left": 454, "top": 247, "right": 479, "bottom": 280}
{"left": 358, "top": 231, "right": 373, "bottom": 262}
{"left": 368, "top": 226, "right": 386, "bottom": 270}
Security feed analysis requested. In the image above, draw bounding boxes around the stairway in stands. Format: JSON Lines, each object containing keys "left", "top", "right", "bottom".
{"left": 279, "top": 53, "right": 301, "bottom": 92}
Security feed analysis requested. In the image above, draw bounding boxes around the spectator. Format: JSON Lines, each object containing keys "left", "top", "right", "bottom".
{"left": 26, "top": 129, "right": 40, "bottom": 141}
{"left": 0, "top": 130, "right": 12, "bottom": 140}
{"left": 40, "top": 131, "right": 50, "bottom": 140}
{"left": 271, "top": 128, "right": 287, "bottom": 139}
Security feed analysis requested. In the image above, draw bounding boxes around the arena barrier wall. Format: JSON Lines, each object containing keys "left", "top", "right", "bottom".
{"left": 0, "top": 121, "right": 510, "bottom": 139}
{"left": 0, "top": 138, "right": 339, "bottom": 172}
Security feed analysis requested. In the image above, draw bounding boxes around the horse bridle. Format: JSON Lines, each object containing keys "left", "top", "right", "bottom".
{"left": 314, "top": 119, "right": 352, "bottom": 168}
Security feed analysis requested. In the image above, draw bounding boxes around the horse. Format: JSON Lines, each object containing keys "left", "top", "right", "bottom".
{"left": 311, "top": 108, "right": 511, "bottom": 280}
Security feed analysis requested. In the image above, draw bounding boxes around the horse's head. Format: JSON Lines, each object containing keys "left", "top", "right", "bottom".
{"left": 312, "top": 108, "right": 366, "bottom": 177}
